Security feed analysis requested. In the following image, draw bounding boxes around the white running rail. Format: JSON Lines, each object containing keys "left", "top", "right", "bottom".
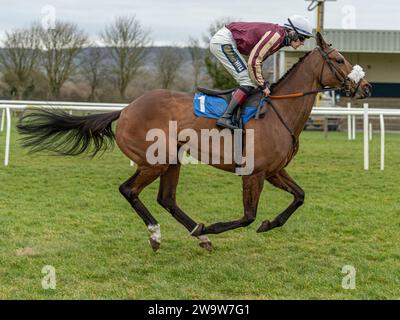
{"left": 1, "top": 101, "right": 399, "bottom": 170}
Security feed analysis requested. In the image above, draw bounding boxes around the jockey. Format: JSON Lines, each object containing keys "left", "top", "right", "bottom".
{"left": 210, "top": 15, "right": 313, "bottom": 130}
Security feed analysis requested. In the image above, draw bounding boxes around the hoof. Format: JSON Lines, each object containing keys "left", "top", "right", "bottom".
{"left": 190, "top": 223, "right": 205, "bottom": 237}
{"left": 149, "top": 238, "right": 161, "bottom": 252}
{"left": 199, "top": 241, "right": 213, "bottom": 252}
{"left": 257, "top": 220, "right": 272, "bottom": 233}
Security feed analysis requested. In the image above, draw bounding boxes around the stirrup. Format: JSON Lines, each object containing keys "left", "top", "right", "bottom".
{"left": 216, "top": 118, "right": 239, "bottom": 130}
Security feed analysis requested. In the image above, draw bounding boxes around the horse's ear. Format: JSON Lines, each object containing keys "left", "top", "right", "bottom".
{"left": 316, "top": 32, "right": 328, "bottom": 48}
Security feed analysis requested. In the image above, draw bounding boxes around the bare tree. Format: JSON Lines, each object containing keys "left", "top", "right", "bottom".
{"left": 187, "top": 37, "right": 204, "bottom": 89}
{"left": 155, "top": 46, "right": 183, "bottom": 89}
{"left": 38, "top": 21, "right": 87, "bottom": 99}
{"left": 0, "top": 26, "right": 41, "bottom": 99}
{"left": 102, "top": 16, "right": 151, "bottom": 100}
{"left": 79, "top": 46, "right": 107, "bottom": 101}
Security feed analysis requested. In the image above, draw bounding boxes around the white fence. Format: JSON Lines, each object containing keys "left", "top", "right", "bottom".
{"left": 1, "top": 100, "right": 399, "bottom": 170}
{"left": 0, "top": 101, "right": 125, "bottom": 167}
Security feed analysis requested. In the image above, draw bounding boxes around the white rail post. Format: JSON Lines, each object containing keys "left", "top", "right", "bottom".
{"left": 130, "top": 160, "right": 134, "bottom": 166}
{"left": 1, "top": 108, "right": 4, "bottom": 132}
{"left": 369, "top": 123, "right": 372, "bottom": 141}
{"left": 363, "top": 103, "right": 369, "bottom": 170}
{"left": 279, "top": 51, "right": 286, "bottom": 77}
{"left": 273, "top": 53, "right": 277, "bottom": 82}
{"left": 380, "top": 114, "right": 385, "bottom": 171}
{"left": 352, "top": 115, "right": 356, "bottom": 140}
{"left": 4, "top": 107, "right": 11, "bottom": 166}
{"left": 347, "top": 102, "right": 351, "bottom": 140}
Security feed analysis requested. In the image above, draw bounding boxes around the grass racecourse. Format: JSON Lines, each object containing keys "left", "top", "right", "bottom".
{"left": 0, "top": 119, "right": 399, "bottom": 299}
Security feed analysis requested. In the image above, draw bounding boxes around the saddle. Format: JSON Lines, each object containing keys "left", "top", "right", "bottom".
{"left": 196, "top": 87, "right": 267, "bottom": 130}
{"left": 194, "top": 87, "right": 269, "bottom": 174}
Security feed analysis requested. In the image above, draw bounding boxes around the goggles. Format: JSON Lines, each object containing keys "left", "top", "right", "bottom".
{"left": 297, "top": 34, "right": 309, "bottom": 42}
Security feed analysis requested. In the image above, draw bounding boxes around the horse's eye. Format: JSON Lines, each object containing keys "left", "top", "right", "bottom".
{"left": 336, "top": 58, "right": 344, "bottom": 64}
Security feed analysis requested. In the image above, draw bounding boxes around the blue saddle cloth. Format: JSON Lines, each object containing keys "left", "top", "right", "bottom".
{"left": 193, "top": 93, "right": 258, "bottom": 125}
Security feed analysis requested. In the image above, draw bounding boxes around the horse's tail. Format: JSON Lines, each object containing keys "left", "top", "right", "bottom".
{"left": 17, "top": 109, "right": 121, "bottom": 157}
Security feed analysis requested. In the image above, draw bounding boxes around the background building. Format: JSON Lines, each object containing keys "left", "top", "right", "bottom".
{"left": 279, "top": 29, "right": 400, "bottom": 98}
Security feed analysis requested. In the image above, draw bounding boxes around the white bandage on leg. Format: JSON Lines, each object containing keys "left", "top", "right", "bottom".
{"left": 198, "top": 235, "right": 211, "bottom": 243}
{"left": 148, "top": 224, "right": 161, "bottom": 243}
{"left": 197, "top": 235, "right": 211, "bottom": 243}
{"left": 348, "top": 65, "right": 365, "bottom": 84}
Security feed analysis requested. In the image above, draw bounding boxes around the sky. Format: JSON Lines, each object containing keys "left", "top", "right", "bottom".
{"left": 0, "top": 0, "right": 399, "bottom": 46}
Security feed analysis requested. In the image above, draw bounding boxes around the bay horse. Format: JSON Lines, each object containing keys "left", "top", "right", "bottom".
{"left": 17, "top": 33, "right": 371, "bottom": 252}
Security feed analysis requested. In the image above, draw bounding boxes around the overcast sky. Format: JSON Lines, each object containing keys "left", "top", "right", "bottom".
{"left": 1, "top": 0, "right": 399, "bottom": 45}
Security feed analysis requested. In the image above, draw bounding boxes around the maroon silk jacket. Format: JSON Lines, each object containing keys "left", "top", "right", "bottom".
{"left": 226, "top": 22, "right": 287, "bottom": 87}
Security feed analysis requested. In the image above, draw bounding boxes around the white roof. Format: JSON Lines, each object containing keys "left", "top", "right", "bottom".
{"left": 284, "top": 29, "right": 400, "bottom": 53}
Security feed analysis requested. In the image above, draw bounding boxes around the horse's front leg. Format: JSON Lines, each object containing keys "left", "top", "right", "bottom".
{"left": 257, "top": 169, "right": 305, "bottom": 233}
{"left": 191, "top": 171, "right": 265, "bottom": 236}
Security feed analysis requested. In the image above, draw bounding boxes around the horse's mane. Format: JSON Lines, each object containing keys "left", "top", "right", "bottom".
{"left": 270, "top": 50, "right": 313, "bottom": 91}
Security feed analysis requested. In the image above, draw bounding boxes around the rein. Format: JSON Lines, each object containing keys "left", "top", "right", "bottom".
{"left": 268, "top": 46, "right": 357, "bottom": 100}
{"left": 268, "top": 87, "right": 340, "bottom": 99}
{"left": 258, "top": 46, "right": 360, "bottom": 151}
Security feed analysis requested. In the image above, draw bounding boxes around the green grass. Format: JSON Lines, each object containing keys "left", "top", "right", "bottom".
{"left": 0, "top": 119, "right": 399, "bottom": 299}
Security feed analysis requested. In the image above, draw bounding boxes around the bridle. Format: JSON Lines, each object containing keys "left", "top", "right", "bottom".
{"left": 258, "top": 46, "right": 365, "bottom": 153}
{"left": 267, "top": 46, "right": 364, "bottom": 100}
{"left": 317, "top": 46, "right": 361, "bottom": 98}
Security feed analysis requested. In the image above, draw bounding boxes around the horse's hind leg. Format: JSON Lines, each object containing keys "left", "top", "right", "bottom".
{"left": 257, "top": 169, "right": 305, "bottom": 233}
{"left": 119, "top": 165, "right": 168, "bottom": 251}
{"left": 157, "top": 164, "right": 213, "bottom": 252}
{"left": 191, "top": 171, "right": 265, "bottom": 236}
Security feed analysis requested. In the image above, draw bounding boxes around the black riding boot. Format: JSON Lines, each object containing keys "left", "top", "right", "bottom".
{"left": 216, "top": 86, "right": 253, "bottom": 130}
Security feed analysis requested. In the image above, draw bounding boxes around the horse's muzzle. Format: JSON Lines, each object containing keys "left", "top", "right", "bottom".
{"left": 356, "top": 81, "right": 372, "bottom": 99}
{"left": 361, "top": 82, "right": 372, "bottom": 99}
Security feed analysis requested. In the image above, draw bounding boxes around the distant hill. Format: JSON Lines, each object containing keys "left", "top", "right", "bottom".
{"left": 0, "top": 45, "right": 207, "bottom": 69}
{"left": 79, "top": 46, "right": 208, "bottom": 69}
